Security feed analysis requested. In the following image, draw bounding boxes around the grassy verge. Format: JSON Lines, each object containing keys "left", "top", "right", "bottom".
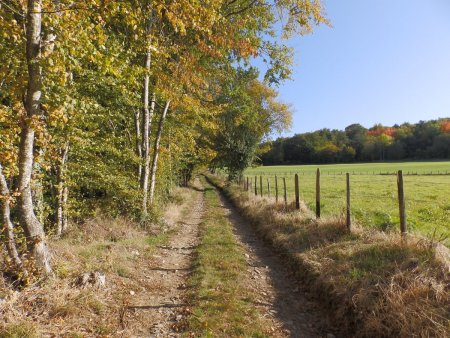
{"left": 187, "top": 180, "right": 269, "bottom": 337}
{"left": 207, "top": 174, "right": 450, "bottom": 338}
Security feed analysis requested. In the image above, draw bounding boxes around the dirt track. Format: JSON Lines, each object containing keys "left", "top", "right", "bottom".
{"left": 131, "top": 178, "right": 336, "bottom": 337}
{"left": 122, "top": 181, "right": 204, "bottom": 337}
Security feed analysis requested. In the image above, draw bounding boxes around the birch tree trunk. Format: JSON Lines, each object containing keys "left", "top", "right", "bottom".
{"left": 140, "top": 89, "right": 156, "bottom": 214}
{"left": 140, "top": 13, "right": 154, "bottom": 214}
{"left": 17, "top": 0, "right": 52, "bottom": 274}
{"left": 0, "top": 164, "right": 22, "bottom": 268}
{"left": 56, "top": 143, "right": 69, "bottom": 237}
{"left": 149, "top": 100, "right": 171, "bottom": 204}
{"left": 62, "top": 185, "right": 68, "bottom": 232}
{"left": 134, "top": 109, "right": 142, "bottom": 182}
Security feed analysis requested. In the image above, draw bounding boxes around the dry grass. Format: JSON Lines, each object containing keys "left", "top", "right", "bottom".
{"left": 0, "top": 186, "right": 194, "bottom": 337}
{"left": 208, "top": 174, "right": 450, "bottom": 338}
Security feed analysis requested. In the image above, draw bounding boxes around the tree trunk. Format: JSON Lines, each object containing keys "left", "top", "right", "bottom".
{"left": 0, "top": 164, "right": 23, "bottom": 268}
{"left": 141, "top": 90, "right": 156, "bottom": 214}
{"left": 140, "top": 8, "right": 154, "bottom": 215}
{"left": 140, "top": 33, "right": 154, "bottom": 213}
{"left": 62, "top": 185, "right": 68, "bottom": 232}
{"left": 149, "top": 100, "right": 171, "bottom": 204}
{"left": 134, "top": 109, "right": 142, "bottom": 182}
{"left": 56, "top": 143, "right": 69, "bottom": 237}
{"left": 18, "top": 0, "right": 52, "bottom": 274}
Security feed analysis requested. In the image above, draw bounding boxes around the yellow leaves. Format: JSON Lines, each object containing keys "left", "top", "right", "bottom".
{"left": 47, "top": 107, "right": 68, "bottom": 128}
{"left": 0, "top": 106, "right": 20, "bottom": 173}
{"left": 165, "top": 10, "right": 187, "bottom": 35}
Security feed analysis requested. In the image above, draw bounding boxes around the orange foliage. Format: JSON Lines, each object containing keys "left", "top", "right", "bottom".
{"left": 367, "top": 127, "right": 396, "bottom": 137}
{"left": 440, "top": 120, "right": 450, "bottom": 133}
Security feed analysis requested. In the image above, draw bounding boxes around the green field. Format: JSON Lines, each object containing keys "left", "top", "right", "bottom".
{"left": 244, "top": 162, "right": 450, "bottom": 245}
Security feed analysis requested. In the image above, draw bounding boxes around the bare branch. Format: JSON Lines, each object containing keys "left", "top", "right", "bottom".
{"left": 225, "top": 0, "right": 261, "bottom": 18}
{"left": 0, "top": 0, "right": 25, "bottom": 17}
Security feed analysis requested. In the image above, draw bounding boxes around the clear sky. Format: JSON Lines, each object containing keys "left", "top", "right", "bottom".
{"left": 263, "top": 0, "right": 450, "bottom": 136}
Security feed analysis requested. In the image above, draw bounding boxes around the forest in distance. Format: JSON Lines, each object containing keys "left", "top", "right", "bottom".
{"left": 260, "top": 118, "right": 450, "bottom": 165}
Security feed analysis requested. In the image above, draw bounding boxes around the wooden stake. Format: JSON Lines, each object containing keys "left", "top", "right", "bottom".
{"left": 275, "top": 175, "right": 278, "bottom": 203}
{"left": 260, "top": 176, "right": 263, "bottom": 197}
{"left": 295, "top": 174, "right": 300, "bottom": 210}
{"left": 267, "top": 178, "right": 271, "bottom": 198}
{"left": 346, "top": 173, "right": 351, "bottom": 231}
{"left": 246, "top": 177, "right": 249, "bottom": 191}
{"left": 254, "top": 176, "right": 257, "bottom": 196}
{"left": 316, "top": 168, "right": 320, "bottom": 218}
{"left": 283, "top": 177, "right": 287, "bottom": 208}
{"left": 397, "top": 170, "right": 407, "bottom": 236}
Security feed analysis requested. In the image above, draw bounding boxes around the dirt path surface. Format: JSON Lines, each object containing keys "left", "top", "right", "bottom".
{"left": 124, "top": 180, "right": 335, "bottom": 337}
{"left": 125, "top": 180, "right": 204, "bottom": 337}
{"left": 217, "top": 193, "right": 337, "bottom": 338}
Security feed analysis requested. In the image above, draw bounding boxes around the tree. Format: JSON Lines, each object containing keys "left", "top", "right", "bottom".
{"left": 211, "top": 68, "right": 291, "bottom": 178}
{"left": 15, "top": 0, "right": 52, "bottom": 274}
{"left": 345, "top": 123, "right": 367, "bottom": 160}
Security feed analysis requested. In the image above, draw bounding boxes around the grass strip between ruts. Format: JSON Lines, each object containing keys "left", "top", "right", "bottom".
{"left": 187, "top": 179, "right": 268, "bottom": 337}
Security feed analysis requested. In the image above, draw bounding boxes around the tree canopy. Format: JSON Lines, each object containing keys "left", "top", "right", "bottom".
{"left": 0, "top": 0, "right": 327, "bottom": 274}
{"left": 260, "top": 119, "right": 450, "bottom": 165}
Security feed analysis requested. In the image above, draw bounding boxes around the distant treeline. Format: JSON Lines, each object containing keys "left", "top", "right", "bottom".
{"left": 260, "top": 118, "right": 450, "bottom": 164}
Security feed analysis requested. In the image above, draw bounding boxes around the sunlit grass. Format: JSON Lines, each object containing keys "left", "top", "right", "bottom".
{"left": 245, "top": 162, "right": 450, "bottom": 245}
{"left": 187, "top": 180, "right": 269, "bottom": 337}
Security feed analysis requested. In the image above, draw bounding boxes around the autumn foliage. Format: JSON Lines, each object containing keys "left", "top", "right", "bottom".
{"left": 0, "top": 1, "right": 327, "bottom": 273}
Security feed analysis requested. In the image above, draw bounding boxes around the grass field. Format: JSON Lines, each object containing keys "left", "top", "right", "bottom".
{"left": 244, "top": 161, "right": 450, "bottom": 245}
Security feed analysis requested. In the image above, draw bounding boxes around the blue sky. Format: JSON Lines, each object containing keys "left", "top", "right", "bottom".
{"left": 260, "top": 0, "right": 450, "bottom": 136}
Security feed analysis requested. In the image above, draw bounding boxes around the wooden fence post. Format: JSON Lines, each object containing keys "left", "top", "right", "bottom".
{"left": 246, "top": 177, "right": 249, "bottom": 191}
{"left": 397, "top": 170, "right": 407, "bottom": 236}
{"left": 254, "top": 176, "right": 257, "bottom": 196}
{"left": 294, "top": 174, "right": 300, "bottom": 210}
{"left": 267, "top": 178, "right": 271, "bottom": 198}
{"left": 283, "top": 177, "right": 287, "bottom": 208}
{"left": 260, "top": 176, "right": 263, "bottom": 197}
{"left": 316, "top": 168, "right": 320, "bottom": 218}
{"left": 346, "top": 173, "right": 351, "bottom": 231}
{"left": 275, "top": 175, "right": 278, "bottom": 203}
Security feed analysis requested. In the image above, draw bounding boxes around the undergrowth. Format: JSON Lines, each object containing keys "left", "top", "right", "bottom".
{"left": 207, "top": 174, "right": 450, "bottom": 338}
